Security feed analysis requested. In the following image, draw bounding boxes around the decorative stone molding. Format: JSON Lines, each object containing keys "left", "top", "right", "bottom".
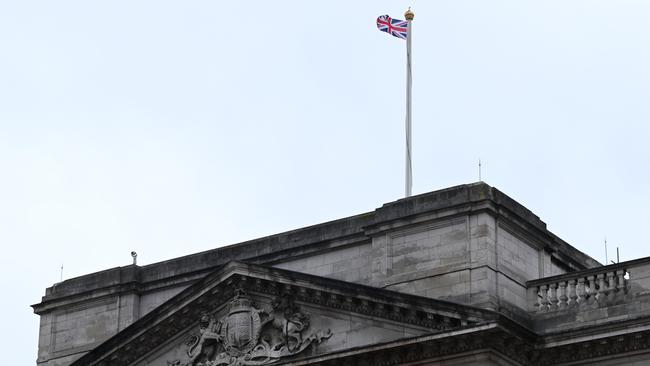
{"left": 289, "top": 325, "right": 650, "bottom": 366}
{"left": 168, "top": 289, "right": 331, "bottom": 366}
{"left": 535, "top": 330, "right": 650, "bottom": 365}
{"left": 291, "top": 325, "right": 533, "bottom": 366}
{"left": 242, "top": 274, "right": 474, "bottom": 330}
{"left": 68, "top": 263, "right": 494, "bottom": 366}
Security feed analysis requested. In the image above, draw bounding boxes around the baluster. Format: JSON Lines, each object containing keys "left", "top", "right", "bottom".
{"left": 597, "top": 273, "right": 607, "bottom": 304}
{"left": 606, "top": 271, "right": 616, "bottom": 302}
{"left": 587, "top": 275, "right": 597, "bottom": 305}
{"left": 539, "top": 285, "right": 549, "bottom": 312}
{"left": 549, "top": 283, "right": 559, "bottom": 310}
{"left": 616, "top": 270, "right": 627, "bottom": 296}
{"left": 568, "top": 279, "right": 578, "bottom": 307}
{"left": 558, "top": 281, "right": 568, "bottom": 309}
{"left": 577, "top": 278, "right": 586, "bottom": 305}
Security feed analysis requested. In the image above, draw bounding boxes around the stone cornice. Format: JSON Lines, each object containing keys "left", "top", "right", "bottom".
{"left": 535, "top": 328, "right": 650, "bottom": 365}
{"left": 34, "top": 182, "right": 600, "bottom": 310}
{"left": 275, "top": 322, "right": 650, "bottom": 366}
{"left": 70, "top": 261, "right": 497, "bottom": 366}
{"left": 278, "top": 323, "right": 533, "bottom": 366}
{"left": 65, "top": 261, "right": 650, "bottom": 366}
{"left": 541, "top": 319, "right": 650, "bottom": 348}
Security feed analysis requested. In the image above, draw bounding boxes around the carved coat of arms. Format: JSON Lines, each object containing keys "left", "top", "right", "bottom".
{"left": 169, "top": 290, "right": 331, "bottom": 366}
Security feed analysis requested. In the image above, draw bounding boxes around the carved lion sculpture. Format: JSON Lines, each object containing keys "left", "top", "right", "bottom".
{"left": 186, "top": 312, "right": 222, "bottom": 365}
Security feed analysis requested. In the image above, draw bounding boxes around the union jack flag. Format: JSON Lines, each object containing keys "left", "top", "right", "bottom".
{"left": 376, "top": 15, "right": 408, "bottom": 40}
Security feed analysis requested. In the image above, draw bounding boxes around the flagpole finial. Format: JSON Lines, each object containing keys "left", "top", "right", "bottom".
{"left": 405, "top": 7, "right": 414, "bottom": 21}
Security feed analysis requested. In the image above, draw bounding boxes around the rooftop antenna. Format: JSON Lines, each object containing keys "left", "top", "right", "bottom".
{"left": 60, "top": 264, "right": 63, "bottom": 282}
{"left": 610, "top": 245, "right": 620, "bottom": 265}
{"left": 478, "top": 159, "right": 482, "bottom": 181}
{"left": 604, "top": 237, "right": 608, "bottom": 265}
{"left": 131, "top": 251, "right": 138, "bottom": 265}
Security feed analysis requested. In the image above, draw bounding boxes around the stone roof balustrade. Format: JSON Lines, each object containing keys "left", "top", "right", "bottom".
{"left": 526, "top": 257, "right": 650, "bottom": 334}
{"left": 532, "top": 268, "right": 627, "bottom": 312}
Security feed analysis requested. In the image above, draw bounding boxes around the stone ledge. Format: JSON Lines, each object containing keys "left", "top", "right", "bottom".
{"left": 69, "top": 261, "right": 501, "bottom": 366}
{"left": 33, "top": 182, "right": 600, "bottom": 309}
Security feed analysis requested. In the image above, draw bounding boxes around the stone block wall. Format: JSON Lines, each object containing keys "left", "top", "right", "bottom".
{"left": 365, "top": 211, "right": 562, "bottom": 317}
{"left": 273, "top": 242, "right": 372, "bottom": 284}
{"left": 139, "top": 286, "right": 187, "bottom": 317}
{"left": 37, "top": 298, "right": 118, "bottom": 365}
{"left": 274, "top": 210, "right": 577, "bottom": 319}
{"left": 496, "top": 223, "right": 541, "bottom": 281}
{"left": 33, "top": 183, "right": 601, "bottom": 365}
{"left": 35, "top": 277, "right": 194, "bottom": 365}
{"left": 370, "top": 217, "right": 470, "bottom": 287}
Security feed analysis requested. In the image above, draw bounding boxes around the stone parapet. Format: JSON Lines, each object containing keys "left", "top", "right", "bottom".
{"left": 34, "top": 182, "right": 600, "bottom": 310}
{"left": 527, "top": 256, "right": 650, "bottom": 334}
{"left": 529, "top": 264, "right": 629, "bottom": 313}
{"left": 32, "top": 182, "right": 604, "bottom": 365}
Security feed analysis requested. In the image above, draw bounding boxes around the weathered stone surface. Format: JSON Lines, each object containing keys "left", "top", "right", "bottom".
{"left": 39, "top": 182, "right": 650, "bottom": 366}
{"left": 274, "top": 243, "right": 372, "bottom": 284}
{"left": 67, "top": 261, "right": 493, "bottom": 366}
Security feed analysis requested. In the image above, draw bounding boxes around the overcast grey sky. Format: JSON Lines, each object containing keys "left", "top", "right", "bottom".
{"left": 1, "top": 1, "right": 649, "bottom": 364}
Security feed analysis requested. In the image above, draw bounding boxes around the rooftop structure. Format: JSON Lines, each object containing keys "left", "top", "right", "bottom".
{"left": 33, "top": 182, "right": 650, "bottom": 365}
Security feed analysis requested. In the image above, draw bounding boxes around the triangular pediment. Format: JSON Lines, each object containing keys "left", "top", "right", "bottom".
{"left": 72, "top": 261, "right": 497, "bottom": 366}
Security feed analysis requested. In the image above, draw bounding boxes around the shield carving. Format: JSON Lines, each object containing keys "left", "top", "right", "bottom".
{"left": 220, "top": 292, "right": 263, "bottom": 356}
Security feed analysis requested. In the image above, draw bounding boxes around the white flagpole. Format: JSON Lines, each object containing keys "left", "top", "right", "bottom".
{"left": 405, "top": 8, "right": 414, "bottom": 197}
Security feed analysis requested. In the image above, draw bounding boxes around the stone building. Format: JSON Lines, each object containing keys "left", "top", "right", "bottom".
{"left": 32, "top": 182, "right": 650, "bottom": 365}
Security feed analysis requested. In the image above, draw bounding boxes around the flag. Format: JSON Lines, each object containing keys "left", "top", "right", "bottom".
{"left": 376, "top": 15, "right": 408, "bottom": 40}
{"left": 376, "top": 10, "right": 415, "bottom": 197}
